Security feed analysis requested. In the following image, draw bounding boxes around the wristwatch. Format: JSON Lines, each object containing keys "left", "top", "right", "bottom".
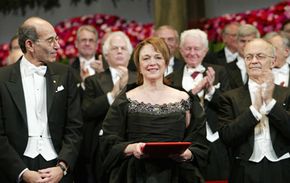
{"left": 57, "top": 162, "right": 68, "bottom": 176}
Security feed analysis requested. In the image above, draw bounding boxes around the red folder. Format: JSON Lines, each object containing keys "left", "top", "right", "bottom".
{"left": 141, "top": 142, "right": 192, "bottom": 158}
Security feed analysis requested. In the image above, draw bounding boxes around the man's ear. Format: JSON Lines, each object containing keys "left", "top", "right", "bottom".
{"left": 25, "top": 39, "right": 34, "bottom": 53}
{"left": 270, "top": 56, "right": 277, "bottom": 68}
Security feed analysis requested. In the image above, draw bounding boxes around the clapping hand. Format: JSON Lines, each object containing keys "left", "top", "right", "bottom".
{"left": 90, "top": 55, "right": 105, "bottom": 74}
{"left": 111, "top": 66, "right": 129, "bottom": 98}
{"left": 191, "top": 67, "right": 215, "bottom": 95}
{"left": 261, "top": 69, "right": 274, "bottom": 105}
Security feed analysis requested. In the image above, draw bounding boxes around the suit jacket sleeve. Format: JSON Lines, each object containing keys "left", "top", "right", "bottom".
{"left": 56, "top": 67, "right": 83, "bottom": 170}
{"left": 185, "top": 95, "right": 209, "bottom": 169}
{"left": 82, "top": 75, "right": 111, "bottom": 122}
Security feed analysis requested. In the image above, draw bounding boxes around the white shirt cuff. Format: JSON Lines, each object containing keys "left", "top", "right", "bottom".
{"left": 18, "top": 168, "right": 29, "bottom": 182}
{"left": 81, "top": 82, "right": 86, "bottom": 90}
{"left": 264, "top": 99, "right": 276, "bottom": 114}
{"left": 107, "top": 92, "right": 114, "bottom": 105}
{"left": 249, "top": 105, "right": 262, "bottom": 121}
{"left": 204, "top": 87, "right": 215, "bottom": 101}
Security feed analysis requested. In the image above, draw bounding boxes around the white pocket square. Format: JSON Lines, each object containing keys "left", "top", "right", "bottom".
{"left": 56, "top": 85, "right": 64, "bottom": 92}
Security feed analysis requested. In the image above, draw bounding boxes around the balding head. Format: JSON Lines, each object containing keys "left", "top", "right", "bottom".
{"left": 18, "top": 17, "right": 59, "bottom": 65}
{"left": 18, "top": 17, "right": 54, "bottom": 53}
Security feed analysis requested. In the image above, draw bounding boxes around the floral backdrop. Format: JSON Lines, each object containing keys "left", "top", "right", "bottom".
{"left": 0, "top": 13, "right": 154, "bottom": 66}
{"left": 1, "top": 1, "right": 290, "bottom": 66}
{"left": 199, "top": 1, "right": 290, "bottom": 42}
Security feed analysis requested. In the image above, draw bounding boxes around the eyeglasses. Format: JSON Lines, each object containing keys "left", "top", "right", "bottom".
{"left": 37, "top": 36, "right": 59, "bottom": 45}
{"left": 244, "top": 53, "right": 275, "bottom": 62}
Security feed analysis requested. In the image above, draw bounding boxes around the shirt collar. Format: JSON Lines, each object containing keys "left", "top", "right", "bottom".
{"left": 185, "top": 64, "right": 206, "bottom": 75}
{"left": 20, "top": 56, "right": 47, "bottom": 77}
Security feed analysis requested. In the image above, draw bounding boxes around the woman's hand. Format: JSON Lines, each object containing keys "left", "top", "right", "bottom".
{"left": 170, "top": 149, "right": 193, "bottom": 162}
{"left": 124, "top": 143, "right": 146, "bottom": 159}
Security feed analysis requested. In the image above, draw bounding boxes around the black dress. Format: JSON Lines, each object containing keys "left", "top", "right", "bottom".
{"left": 100, "top": 90, "right": 208, "bottom": 183}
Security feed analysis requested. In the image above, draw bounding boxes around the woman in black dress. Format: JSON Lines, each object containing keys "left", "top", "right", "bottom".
{"left": 100, "top": 37, "right": 208, "bottom": 183}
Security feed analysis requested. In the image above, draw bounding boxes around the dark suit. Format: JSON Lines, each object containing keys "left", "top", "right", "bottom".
{"left": 167, "top": 63, "right": 230, "bottom": 180}
{"left": 218, "top": 85, "right": 290, "bottom": 183}
{"left": 0, "top": 59, "right": 83, "bottom": 182}
{"left": 172, "top": 57, "right": 183, "bottom": 71}
{"left": 225, "top": 59, "right": 245, "bottom": 89}
{"left": 78, "top": 68, "right": 136, "bottom": 182}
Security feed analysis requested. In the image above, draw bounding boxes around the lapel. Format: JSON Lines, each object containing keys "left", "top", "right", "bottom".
{"left": 228, "top": 60, "right": 244, "bottom": 87}
{"left": 45, "top": 63, "right": 61, "bottom": 114}
{"left": 6, "top": 61, "right": 27, "bottom": 124}
{"left": 237, "top": 85, "right": 255, "bottom": 147}
{"left": 99, "top": 69, "right": 114, "bottom": 93}
{"left": 172, "top": 65, "right": 185, "bottom": 88}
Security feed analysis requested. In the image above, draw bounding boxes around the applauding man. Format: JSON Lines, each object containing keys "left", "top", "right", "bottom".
{"left": 219, "top": 38, "right": 290, "bottom": 183}
{"left": 76, "top": 31, "right": 137, "bottom": 183}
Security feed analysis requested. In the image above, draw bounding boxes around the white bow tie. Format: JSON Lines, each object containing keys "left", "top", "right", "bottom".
{"left": 25, "top": 65, "right": 47, "bottom": 76}
{"left": 187, "top": 66, "right": 206, "bottom": 75}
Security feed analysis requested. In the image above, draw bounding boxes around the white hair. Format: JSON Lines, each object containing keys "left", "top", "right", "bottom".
{"left": 180, "top": 29, "right": 208, "bottom": 48}
{"left": 102, "top": 31, "right": 133, "bottom": 55}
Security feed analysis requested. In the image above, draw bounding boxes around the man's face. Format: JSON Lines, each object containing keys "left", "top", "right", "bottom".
{"left": 75, "top": 30, "right": 97, "bottom": 59}
{"left": 155, "top": 28, "right": 178, "bottom": 56}
{"left": 237, "top": 34, "right": 256, "bottom": 58}
{"left": 33, "top": 23, "right": 60, "bottom": 63}
{"left": 180, "top": 35, "right": 208, "bottom": 68}
{"left": 105, "top": 35, "right": 131, "bottom": 68}
{"left": 283, "top": 23, "right": 290, "bottom": 40}
{"left": 268, "top": 36, "right": 288, "bottom": 68}
{"left": 244, "top": 40, "right": 275, "bottom": 80}
{"left": 10, "top": 38, "right": 20, "bottom": 51}
{"left": 222, "top": 24, "right": 239, "bottom": 52}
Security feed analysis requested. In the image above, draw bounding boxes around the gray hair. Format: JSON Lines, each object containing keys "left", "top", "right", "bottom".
{"left": 76, "top": 25, "right": 98, "bottom": 40}
{"left": 237, "top": 24, "right": 260, "bottom": 40}
{"left": 180, "top": 29, "right": 208, "bottom": 48}
{"left": 264, "top": 32, "right": 290, "bottom": 49}
{"left": 154, "top": 25, "right": 179, "bottom": 40}
{"left": 102, "top": 31, "right": 133, "bottom": 55}
{"left": 18, "top": 23, "right": 38, "bottom": 53}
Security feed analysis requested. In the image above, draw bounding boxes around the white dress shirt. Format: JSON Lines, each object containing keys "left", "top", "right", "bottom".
{"left": 182, "top": 64, "right": 219, "bottom": 142}
{"left": 272, "top": 63, "right": 289, "bottom": 87}
{"left": 20, "top": 57, "right": 58, "bottom": 161}
{"left": 164, "top": 57, "right": 175, "bottom": 76}
{"left": 107, "top": 67, "right": 121, "bottom": 105}
{"left": 248, "top": 79, "right": 290, "bottom": 162}
{"left": 224, "top": 47, "right": 238, "bottom": 63}
{"left": 236, "top": 56, "right": 247, "bottom": 84}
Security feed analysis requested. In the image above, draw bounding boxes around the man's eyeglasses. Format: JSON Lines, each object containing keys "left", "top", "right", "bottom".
{"left": 37, "top": 36, "right": 59, "bottom": 45}
{"left": 244, "top": 53, "right": 275, "bottom": 62}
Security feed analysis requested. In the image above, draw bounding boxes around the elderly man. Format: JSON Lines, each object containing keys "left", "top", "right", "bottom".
{"left": 214, "top": 22, "right": 240, "bottom": 65}
{"left": 0, "top": 17, "right": 83, "bottom": 183}
{"left": 219, "top": 38, "right": 290, "bottom": 183}
{"left": 167, "top": 29, "right": 230, "bottom": 181}
{"left": 72, "top": 25, "right": 105, "bottom": 86}
{"left": 79, "top": 31, "right": 137, "bottom": 183}
{"left": 225, "top": 24, "right": 260, "bottom": 89}
{"left": 154, "top": 25, "right": 183, "bottom": 76}
{"left": 264, "top": 32, "right": 290, "bottom": 87}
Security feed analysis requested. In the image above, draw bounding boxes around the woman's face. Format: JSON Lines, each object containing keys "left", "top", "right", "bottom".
{"left": 139, "top": 44, "right": 166, "bottom": 82}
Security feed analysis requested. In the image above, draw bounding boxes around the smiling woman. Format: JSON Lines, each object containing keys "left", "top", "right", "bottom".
{"left": 100, "top": 37, "right": 208, "bottom": 183}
